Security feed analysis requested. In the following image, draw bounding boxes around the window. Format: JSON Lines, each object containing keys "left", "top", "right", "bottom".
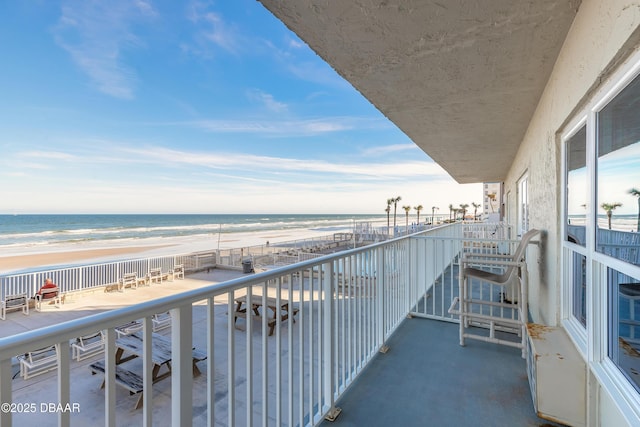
{"left": 566, "top": 125, "right": 587, "bottom": 247}
{"left": 565, "top": 125, "right": 588, "bottom": 327}
{"left": 608, "top": 267, "right": 640, "bottom": 392}
{"left": 562, "top": 58, "right": 640, "bottom": 399}
{"left": 596, "top": 73, "right": 640, "bottom": 266}
{"left": 506, "top": 191, "right": 512, "bottom": 233}
{"left": 596, "top": 71, "right": 640, "bottom": 399}
{"left": 517, "top": 173, "right": 529, "bottom": 236}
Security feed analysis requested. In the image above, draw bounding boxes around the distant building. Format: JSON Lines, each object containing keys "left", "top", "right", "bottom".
{"left": 483, "top": 182, "right": 502, "bottom": 221}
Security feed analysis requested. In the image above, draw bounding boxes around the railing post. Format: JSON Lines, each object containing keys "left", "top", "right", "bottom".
{"left": 0, "top": 357, "right": 12, "bottom": 427}
{"left": 227, "top": 292, "right": 236, "bottom": 427}
{"left": 104, "top": 328, "right": 116, "bottom": 427}
{"left": 57, "top": 340, "right": 71, "bottom": 427}
{"left": 206, "top": 297, "right": 215, "bottom": 427}
{"left": 171, "top": 304, "right": 193, "bottom": 427}
{"left": 322, "top": 261, "right": 341, "bottom": 421}
{"left": 377, "top": 247, "right": 389, "bottom": 353}
{"left": 246, "top": 286, "right": 253, "bottom": 427}
{"left": 142, "top": 316, "right": 153, "bottom": 427}
{"left": 407, "top": 238, "right": 414, "bottom": 317}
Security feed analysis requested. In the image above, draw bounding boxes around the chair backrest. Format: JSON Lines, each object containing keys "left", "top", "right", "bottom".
{"left": 28, "top": 345, "right": 57, "bottom": 363}
{"left": 466, "top": 229, "right": 540, "bottom": 285}
{"left": 512, "top": 229, "right": 540, "bottom": 262}
{"left": 495, "top": 229, "right": 540, "bottom": 283}
{"left": 77, "top": 331, "right": 105, "bottom": 346}
{"left": 40, "top": 287, "right": 59, "bottom": 299}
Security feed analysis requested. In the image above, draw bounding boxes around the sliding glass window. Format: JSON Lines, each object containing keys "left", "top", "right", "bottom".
{"left": 596, "top": 73, "right": 640, "bottom": 266}
{"left": 565, "top": 125, "right": 588, "bottom": 327}
{"left": 596, "top": 71, "right": 640, "bottom": 392}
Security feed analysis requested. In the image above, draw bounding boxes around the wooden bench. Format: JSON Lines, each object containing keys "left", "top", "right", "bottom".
{"left": 152, "top": 312, "right": 171, "bottom": 331}
{"left": 89, "top": 360, "right": 145, "bottom": 410}
{"left": 71, "top": 331, "right": 105, "bottom": 361}
{"left": 17, "top": 345, "right": 58, "bottom": 380}
{"left": 115, "top": 320, "right": 144, "bottom": 338}
{"left": 35, "top": 287, "right": 62, "bottom": 312}
{"left": 192, "top": 348, "right": 207, "bottom": 377}
{"left": 115, "top": 332, "right": 206, "bottom": 376}
{"left": 118, "top": 273, "right": 145, "bottom": 292}
{"left": 171, "top": 264, "right": 184, "bottom": 280}
{"left": 147, "top": 267, "right": 169, "bottom": 285}
{"left": 1, "top": 293, "right": 29, "bottom": 320}
{"left": 234, "top": 295, "right": 299, "bottom": 336}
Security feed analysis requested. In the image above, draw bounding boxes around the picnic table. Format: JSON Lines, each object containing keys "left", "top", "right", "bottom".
{"left": 115, "top": 332, "right": 174, "bottom": 383}
{"left": 90, "top": 332, "right": 207, "bottom": 409}
{"left": 234, "top": 294, "right": 299, "bottom": 336}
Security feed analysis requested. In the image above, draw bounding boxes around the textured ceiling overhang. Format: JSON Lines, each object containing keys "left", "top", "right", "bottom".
{"left": 258, "top": 1, "right": 580, "bottom": 183}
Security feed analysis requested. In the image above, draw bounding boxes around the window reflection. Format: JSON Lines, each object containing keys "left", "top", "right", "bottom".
{"left": 572, "top": 253, "right": 587, "bottom": 327}
{"left": 567, "top": 125, "right": 587, "bottom": 247}
{"left": 609, "top": 268, "right": 640, "bottom": 392}
{"left": 597, "top": 73, "right": 640, "bottom": 266}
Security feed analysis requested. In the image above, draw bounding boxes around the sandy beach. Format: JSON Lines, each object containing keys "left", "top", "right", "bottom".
{"left": 0, "top": 226, "right": 354, "bottom": 274}
{"left": 0, "top": 246, "right": 172, "bottom": 272}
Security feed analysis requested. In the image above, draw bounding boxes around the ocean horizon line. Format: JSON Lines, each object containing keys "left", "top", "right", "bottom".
{"left": 0, "top": 213, "right": 392, "bottom": 252}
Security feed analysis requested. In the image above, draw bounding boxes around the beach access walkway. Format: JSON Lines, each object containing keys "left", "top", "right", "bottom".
{"left": 0, "top": 269, "right": 245, "bottom": 338}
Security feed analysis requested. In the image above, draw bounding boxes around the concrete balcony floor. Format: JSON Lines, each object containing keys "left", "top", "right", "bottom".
{"left": 320, "top": 317, "right": 565, "bottom": 427}
{"left": 3, "top": 267, "right": 564, "bottom": 427}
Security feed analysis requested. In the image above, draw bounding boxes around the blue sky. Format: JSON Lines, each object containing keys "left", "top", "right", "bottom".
{"left": 0, "top": 0, "right": 481, "bottom": 214}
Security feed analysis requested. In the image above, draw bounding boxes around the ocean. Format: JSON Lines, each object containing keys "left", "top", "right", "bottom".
{"left": 0, "top": 214, "right": 387, "bottom": 250}
{"left": 568, "top": 214, "right": 639, "bottom": 231}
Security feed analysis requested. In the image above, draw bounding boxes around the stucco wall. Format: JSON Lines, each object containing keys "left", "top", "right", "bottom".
{"left": 505, "top": 2, "right": 640, "bottom": 424}
{"left": 504, "top": 0, "right": 640, "bottom": 326}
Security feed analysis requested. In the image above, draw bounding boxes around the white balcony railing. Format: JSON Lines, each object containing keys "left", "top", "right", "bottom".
{"left": 0, "top": 222, "right": 509, "bottom": 427}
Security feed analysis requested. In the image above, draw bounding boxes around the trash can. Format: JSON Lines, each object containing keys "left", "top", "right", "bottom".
{"left": 242, "top": 259, "right": 253, "bottom": 274}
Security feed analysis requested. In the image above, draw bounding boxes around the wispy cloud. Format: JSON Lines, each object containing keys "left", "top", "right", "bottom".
{"left": 19, "top": 150, "right": 78, "bottom": 161}
{"left": 184, "top": 116, "right": 390, "bottom": 136}
{"left": 286, "top": 61, "right": 350, "bottom": 88}
{"left": 246, "top": 89, "right": 288, "bottom": 113}
{"left": 260, "top": 36, "right": 349, "bottom": 88}
{"left": 361, "top": 143, "right": 421, "bottom": 157}
{"left": 287, "top": 37, "right": 305, "bottom": 49}
{"left": 118, "top": 146, "right": 449, "bottom": 180}
{"left": 11, "top": 141, "right": 443, "bottom": 180}
{"left": 53, "top": 0, "right": 156, "bottom": 99}
{"left": 185, "top": 1, "right": 242, "bottom": 57}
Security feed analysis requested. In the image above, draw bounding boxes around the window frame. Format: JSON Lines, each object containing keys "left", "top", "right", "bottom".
{"left": 517, "top": 172, "right": 529, "bottom": 237}
{"left": 562, "top": 117, "right": 590, "bottom": 350}
{"left": 561, "top": 48, "right": 640, "bottom": 420}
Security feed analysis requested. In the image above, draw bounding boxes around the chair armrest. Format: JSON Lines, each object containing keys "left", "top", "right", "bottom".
{"left": 464, "top": 259, "right": 526, "bottom": 267}
{"left": 462, "top": 253, "right": 514, "bottom": 261}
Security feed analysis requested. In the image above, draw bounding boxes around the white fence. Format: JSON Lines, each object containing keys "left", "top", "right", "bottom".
{"left": 0, "top": 252, "right": 216, "bottom": 301}
{"left": 0, "top": 222, "right": 510, "bottom": 427}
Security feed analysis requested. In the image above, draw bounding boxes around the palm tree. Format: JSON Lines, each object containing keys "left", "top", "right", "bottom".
{"left": 459, "top": 203, "right": 469, "bottom": 221}
{"left": 414, "top": 205, "right": 423, "bottom": 225}
{"left": 385, "top": 199, "right": 393, "bottom": 236}
{"left": 630, "top": 188, "right": 640, "bottom": 231}
{"left": 448, "top": 204, "right": 454, "bottom": 222}
{"left": 452, "top": 208, "right": 459, "bottom": 221}
{"left": 403, "top": 205, "right": 411, "bottom": 233}
{"left": 392, "top": 196, "right": 402, "bottom": 229}
{"left": 601, "top": 202, "right": 622, "bottom": 230}
{"left": 431, "top": 206, "right": 439, "bottom": 225}
{"left": 487, "top": 192, "right": 497, "bottom": 213}
{"left": 472, "top": 202, "right": 481, "bottom": 221}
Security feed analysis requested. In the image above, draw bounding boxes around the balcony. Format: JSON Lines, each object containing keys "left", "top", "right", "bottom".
{"left": 0, "top": 222, "right": 553, "bottom": 426}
